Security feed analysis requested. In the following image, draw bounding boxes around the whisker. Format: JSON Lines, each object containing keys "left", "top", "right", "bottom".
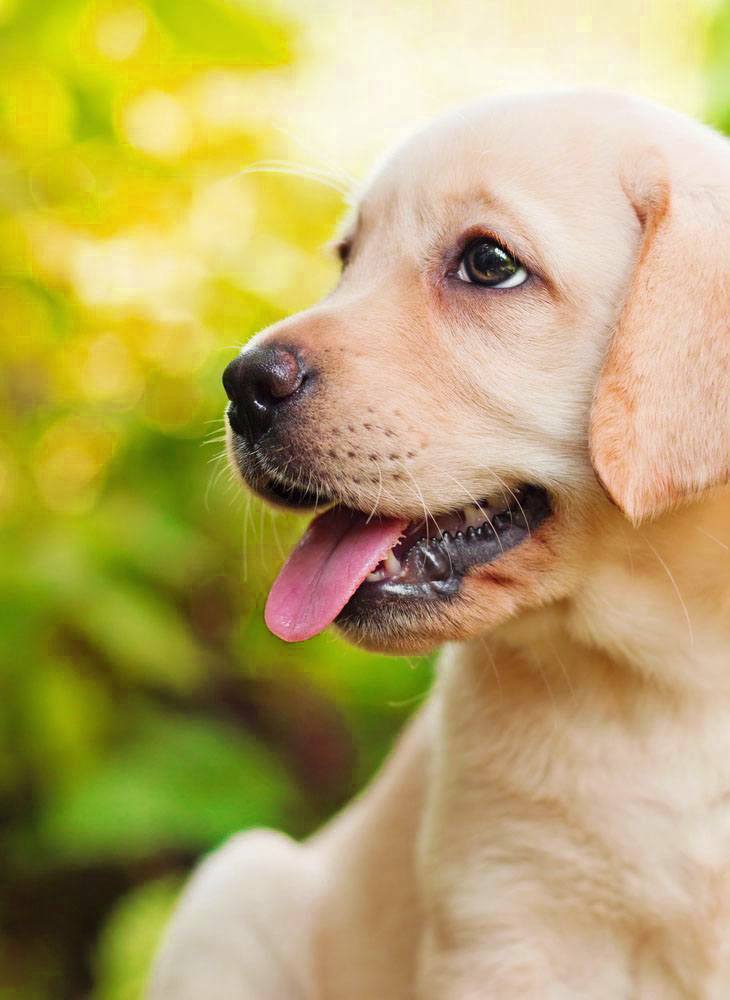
{"left": 387, "top": 686, "right": 430, "bottom": 709}
{"left": 490, "top": 471, "right": 531, "bottom": 538}
{"left": 204, "top": 449, "right": 231, "bottom": 509}
{"left": 403, "top": 467, "right": 457, "bottom": 575}
{"left": 478, "top": 638, "right": 503, "bottom": 700}
{"left": 234, "top": 160, "right": 350, "bottom": 196}
{"left": 268, "top": 507, "right": 286, "bottom": 562}
{"left": 549, "top": 643, "right": 575, "bottom": 699}
{"left": 246, "top": 156, "right": 353, "bottom": 188}
{"left": 241, "top": 491, "right": 253, "bottom": 585}
{"left": 273, "top": 126, "right": 359, "bottom": 189}
{"left": 258, "top": 498, "right": 268, "bottom": 575}
{"left": 695, "top": 526, "right": 729, "bottom": 551}
{"left": 534, "top": 654, "right": 557, "bottom": 708}
{"left": 402, "top": 466, "right": 433, "bottom": 544}
{"left": 644, "top": 539, "right": 694, "bottom": 647}
{"left": 366, "top": 462, "right": 385, "bottom": 524}
{"left": 201, "top": 424, "right": 227, "bottom": 441}
{"left": 442, "top": 471, "right": 504, "bottom": 556}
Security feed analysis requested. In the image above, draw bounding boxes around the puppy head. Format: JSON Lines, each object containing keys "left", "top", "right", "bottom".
{"left": 224, "top": 92, "right": 730, "bottom": 653}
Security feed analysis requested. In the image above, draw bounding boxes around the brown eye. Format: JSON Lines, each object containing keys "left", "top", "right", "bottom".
{"left": 457, "top": 238, "right": 527, "bottom": 288}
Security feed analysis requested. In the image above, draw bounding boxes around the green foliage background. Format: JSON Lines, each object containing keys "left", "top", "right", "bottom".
{"left": 0, "top": 0, "right": 724, "bottom": 996}
{"left": 0, "top": 1, "right": 435, "bottom": 995}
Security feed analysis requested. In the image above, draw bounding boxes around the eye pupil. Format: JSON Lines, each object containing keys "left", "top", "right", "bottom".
{"left": 464, "top": 239, "right": 519, "bottom": 285}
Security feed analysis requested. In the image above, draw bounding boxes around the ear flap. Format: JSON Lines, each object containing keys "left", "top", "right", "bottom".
{"left": 590, "top": 151, "right": 730, "bottom": 524}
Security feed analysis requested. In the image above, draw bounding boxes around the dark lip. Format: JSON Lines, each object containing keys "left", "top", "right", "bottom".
{"left": 229, "top": 425, "right": 333, "bottom": 510}
{"left": 260, "top": 476, "right": 330, "bottom": 509}
{"left": 337, "top": 484, "right": 552, "bottom": 622}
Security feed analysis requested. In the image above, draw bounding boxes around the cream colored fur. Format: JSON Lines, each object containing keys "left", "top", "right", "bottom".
{"left": 149, "top": 91, "right": 730, "bottom": 998}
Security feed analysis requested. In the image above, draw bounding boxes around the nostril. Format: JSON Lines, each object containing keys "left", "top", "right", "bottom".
{"left": 222, "top": 344, "right": 309, "bottom": 442}
{"left": 222, "top": 357, "right": 242, "bottom": 403}
{"left": 252, "top": 348, "right": 305, "bottom": 409}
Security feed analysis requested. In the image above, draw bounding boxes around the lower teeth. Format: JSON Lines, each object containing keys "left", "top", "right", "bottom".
{"left": 384, "top": 550, "right": 402, "bottom": 576}
{"left": 359, "top": 487, "right": 549, "bottom": 591}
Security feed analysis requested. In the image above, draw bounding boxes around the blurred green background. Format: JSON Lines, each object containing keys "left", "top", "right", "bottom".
{"left": 0, "top": 0, "right": 725, "bottom": 996}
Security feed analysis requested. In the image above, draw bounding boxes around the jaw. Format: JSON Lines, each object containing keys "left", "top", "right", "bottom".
{"left": 334, "top": 487, "right": 569, "bottom": 654}
{"left": 229, "top": 419, "right": 593, "bottom": 653}
{"left": 334, "top": 526, "right": 567, "bottom": 654}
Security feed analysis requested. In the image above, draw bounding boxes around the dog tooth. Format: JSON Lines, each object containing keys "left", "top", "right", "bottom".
{"left": 385, "top": 550, "right": 402, "bottom": 576}
{"left": 463, "top": 505, "right": 484, "bottom": 529}
{"left": 367, "top": 569, "right": 386, "bottom": 582}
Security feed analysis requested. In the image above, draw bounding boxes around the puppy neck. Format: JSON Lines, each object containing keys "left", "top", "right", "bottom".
{"left": 470, "top": 485, "right": 730, "bottom": 702}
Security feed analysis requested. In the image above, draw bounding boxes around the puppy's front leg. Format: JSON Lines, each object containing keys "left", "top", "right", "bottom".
{"left": 147, "top": 829, "right": 320, "bottom": 1000}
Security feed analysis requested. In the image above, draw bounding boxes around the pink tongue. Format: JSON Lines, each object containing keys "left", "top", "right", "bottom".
{"left": 265, "top": 507, "right": 407, "bottom": 642}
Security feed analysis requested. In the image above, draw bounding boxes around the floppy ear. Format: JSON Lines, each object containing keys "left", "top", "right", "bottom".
{"left": 590, "top": 149, "right": 730, "bottom": 524}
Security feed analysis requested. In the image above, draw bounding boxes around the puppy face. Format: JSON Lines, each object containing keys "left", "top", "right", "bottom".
{"left": 223, "top": 92, "right": 730, "bottom": 652}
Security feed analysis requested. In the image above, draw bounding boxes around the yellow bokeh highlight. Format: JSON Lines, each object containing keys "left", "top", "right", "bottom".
{"left": 123, "top": 90, "right": 194, "bottom": 159}
{"left": 0, "top": 281, "right": 57, "bottom": 361}
{"left": 95, "top": 4, "right": 148, "bottom": 61}
{"left": 139, "top": 321, "right": 215, "bottom": 377}
{"left": 1, "top": 69, "right": 75, "bottom": 150}
{"left": 33, "top": 418, "right": 118, "bottom": 514}
{"left": 185, "top": 177, "right": 256, "bottom": 264}
{"left": 70, "top": 229, "right": 205, "bottom": 322}
{"left": 186, "top": 69, "right": 291, "bottom": 134}
{"left": 75, "top": 331, "right": 144, "bottom": 406}
{"left": 141, "top": 376, "right": 204, "bottom": 433}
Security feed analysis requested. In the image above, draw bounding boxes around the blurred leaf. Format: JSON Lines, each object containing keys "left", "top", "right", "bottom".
{"left": 707, "top": 4, "right": 730, "bottom": 133}
{"left": 69, "top": 578, "right": 206, "bottom": 690}
{"left": 68, "top": 76, "right": 115, "bottom": 142}
{"left": 146, "top": 0, "right": 293, "bottom": 65}
{"left": 94, "top": 875, "right": 181, "bottom": 1000}
{"left": 41, "top": 710, "right": 300, "bottom": 860}
{"left": 86, "top": 494, "right": 214, "bottom": 589}
{"left": 20, "top": 658, "right": 114, "bottom": 794}
{"left": 0, "top": 276, "right": 71, "bottom": 352}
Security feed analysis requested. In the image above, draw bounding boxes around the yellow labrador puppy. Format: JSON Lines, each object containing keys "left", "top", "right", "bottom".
{"left": 149, "top": 91, "right": 730, "bottom": 998}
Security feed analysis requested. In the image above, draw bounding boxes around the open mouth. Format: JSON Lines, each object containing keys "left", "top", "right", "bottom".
{"left": 356, "top": 484, "right": 550, "bottom": 596}
{"left": 263, "top": 484, "right": 552, "bottom": 642}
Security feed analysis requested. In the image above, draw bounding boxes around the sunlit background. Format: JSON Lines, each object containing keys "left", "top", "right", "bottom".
{"left": 1, "top": 0, "right": 728, "bottom": 995}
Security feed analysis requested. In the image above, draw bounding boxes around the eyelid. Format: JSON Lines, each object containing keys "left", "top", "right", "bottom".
{"left": 456, "top": 229, "right": 522, "bottom": 270}
{"left": 445, "top": 224, "right": 546, "bottom": 285}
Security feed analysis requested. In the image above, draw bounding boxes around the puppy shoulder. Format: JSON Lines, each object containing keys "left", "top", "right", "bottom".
{"left": 147, "top": 829, "right": 321, "bottom": 1000}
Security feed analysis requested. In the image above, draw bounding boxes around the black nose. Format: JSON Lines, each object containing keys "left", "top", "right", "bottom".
{"left": 222, "top": 344, "right": 307, "bottom": 441}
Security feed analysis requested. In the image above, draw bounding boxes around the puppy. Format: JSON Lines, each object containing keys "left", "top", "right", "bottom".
{"left": 149, "top": 91, "right": 730, "bottom": 998}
